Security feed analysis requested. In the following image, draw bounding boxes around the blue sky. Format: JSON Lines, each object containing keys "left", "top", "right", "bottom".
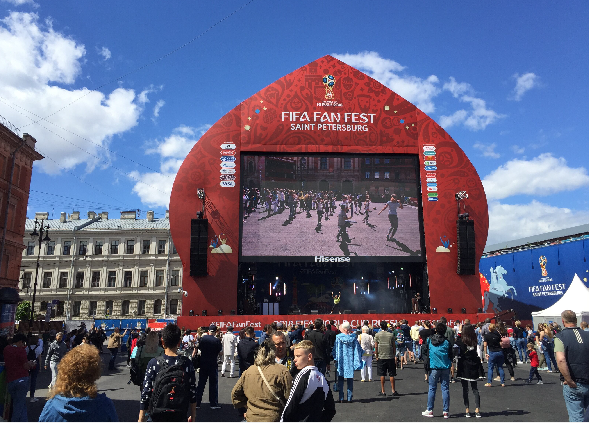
{"left": 0, "top": 0, "right": 588, "bottom": 245}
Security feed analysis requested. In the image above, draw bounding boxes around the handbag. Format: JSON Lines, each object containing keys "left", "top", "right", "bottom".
{"left": 257, "top": 366, "right": 285, "bottom": 407}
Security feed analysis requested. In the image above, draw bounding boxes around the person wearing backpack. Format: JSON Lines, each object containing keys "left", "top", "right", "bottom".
{"left": 130, "top": 330, "right": 164, "bottom": 390}
{"left": 138, "top": 324, "right": 197, "bottom": 422}
{"left": 422, "top": 322, "right": 453, "bottom": 419}
{"left": 27, "top": 335, "right": 43, "bottom": 403}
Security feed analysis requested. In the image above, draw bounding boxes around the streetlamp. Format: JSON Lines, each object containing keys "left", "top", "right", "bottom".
{"left": 29, "top": 218, "right": 50, "bottom": 328}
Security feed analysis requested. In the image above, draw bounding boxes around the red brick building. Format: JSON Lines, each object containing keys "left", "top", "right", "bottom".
{"left": 0, "top": 122, "right": 43, "bottom": 288}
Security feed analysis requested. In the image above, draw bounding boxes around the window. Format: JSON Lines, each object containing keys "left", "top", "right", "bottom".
{"left": 55, "top": 301, "right": 64, "bottom": 317}
{"left": 343, "top": 158, "right": 352, "bottom": 169}
{"left": 89, "top": 301, "right": 97, "bottom": 317}
{"left": 107, "top": 271, "right": 116, "bottom": 287}
{"left": 42, "top": 272, "right": 52, "bottom": 288}
{"left": 137, "top": 300, "right": 146, "bottom": 315}
{"left": 110, "top": 240, "right": 119, "bottom": 254}
{"left": 365, "top": 158, "right": 370, "bottom": 165}
{"left": 72, "top": 301, "right": 81, "bottom": 317}
{"left": 153, "top": 299, "right": 162, "bottom": 315}
{"left": 374, "top": 158, "right": 380, "bottom": 164}
{"left": 172, "top": 243, "right": 177, "bottom": 254}
{"left": 95, "top": 241, "right": 103, "bottom": 255}
{"left": 126, "top": 239, "right": 135, "bottom": 254}
{"left": 63, "top": 241, "right": 71, "bottom": 255}
{"left": 121, "top": 300, "right": 130, "bottom": 315}
{"left": 170, "top": 270, "right": 180, "bottom": 286}
{"left": 47, "top": 241, "right": 55, "bottom": 255}
{"left": 142, "top": 240, "right": 150, "bottom": 254}
{"left": 59, "top": 272, "right": 68, "bottom": 288}
{"left": 27, "top": 241, "right": 35, "bottom": 256}
{"left": 79, "top": 240, "right": 87, "bottom": 255}
{"left": 169, "top": 299, "right": 178, "bottom": 315}
{"left": 75, "top": 272, "right": 84, "bottom": 288}
{"left": 123, "top": 271, "right": 132, "bottom": 288}
{"left": 384, "top": 171, "right": 390, "bottom": 179}
{"left": 374, "top": 171, "right": 380, "bottom": 179}
{"left": 91, "top": 271, "right": 100, "bottom": 288}
{"left": 40, "top": 301, "right": 48, "bottom": 315}
{"left": 139, "top": 270, "right": 148, "bottom": 287}
{"left": 155, "top": 270, "right": 164, "bottom": 287}
{"left": 384, "top": 158, "right": 390, "bottom": 164}
{"left": 365, "top": 172, "right": 370, "bottom": 179}
{"left": 105, "top": 301, "right": 113, "bottom": 316}
{"left": 320, "top": 157, "right": 328, "bottom": 170}
{"left": 22, "top": 272, "right": 31, "bottom": 289}
{"left": 158, "top": 240, "right": 166, "bottom": 255}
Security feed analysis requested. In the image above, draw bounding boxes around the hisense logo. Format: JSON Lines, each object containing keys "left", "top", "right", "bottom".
{"left": 315, "top": 256, "right": 351, "bottom": 263}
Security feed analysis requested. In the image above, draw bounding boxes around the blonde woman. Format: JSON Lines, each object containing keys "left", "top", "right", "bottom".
{"left": 537, "top": 324, "right": 558, "bottom": 372}
{"left": 359, "top": 326, "right": 375, "bottom": 382}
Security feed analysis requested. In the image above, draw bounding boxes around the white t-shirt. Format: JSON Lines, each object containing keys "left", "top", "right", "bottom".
{"left": 222, "top": 332, "right": 237, "bottom": 355}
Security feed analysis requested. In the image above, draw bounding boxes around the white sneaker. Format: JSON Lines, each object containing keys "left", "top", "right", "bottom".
{"left": 422, "top": 410, "right": 434, "bottom": 418}
{"left": 443, "top": 412, "right": 450, "bottom": 419}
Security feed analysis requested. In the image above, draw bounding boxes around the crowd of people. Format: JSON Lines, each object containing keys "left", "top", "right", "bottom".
{"left": 1, "top": 310, "right": 588, "bottom": 421}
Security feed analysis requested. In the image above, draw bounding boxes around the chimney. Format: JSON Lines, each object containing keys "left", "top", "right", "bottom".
{"left": 22, "top": 133, "right": 37, "bottom": 150}
{"left": 147, "top": 210, "right": 154, "bottom": 222}
{"left": 101, "top": 211, "right": 108, "bottom": 220}
{"left": 60, "top": 212, "right": 66, "bottom": 223}
{"left": 165, "top": 210, "right": 170, "bottom": 219}
{"left": 120, "top": 210, "right": 137, "bottom": 220}
{"left": 70, "top": 211, "right": 80, "bottom": 220}
{"left": 35, "top": 212, "right": 49, "bottom": 221}
{"left": 88, "top": 211, "right": 96, "bottom": 219}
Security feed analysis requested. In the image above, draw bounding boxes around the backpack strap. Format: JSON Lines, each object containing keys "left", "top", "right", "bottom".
{"left": 257, "top": 366, "right": 284, "bottom": 407}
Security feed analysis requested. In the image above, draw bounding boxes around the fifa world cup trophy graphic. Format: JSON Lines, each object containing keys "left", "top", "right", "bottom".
{"left": 323, "top": 74, "right": 336, "bottom": 100}
{"left": 539, "top": 255, "right": 548, "bottom": 277}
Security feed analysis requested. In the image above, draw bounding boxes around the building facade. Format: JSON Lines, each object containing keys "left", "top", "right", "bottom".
{"left": 0, "top": 121, "right": 43, "bottom": 288}
{"left": 20, "top": 210, "right": 183, "bottom": 320}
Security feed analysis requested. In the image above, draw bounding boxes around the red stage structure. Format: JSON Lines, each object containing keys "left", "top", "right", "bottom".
{"left": 170, "top": 55, "right": 489, "bottom": 325}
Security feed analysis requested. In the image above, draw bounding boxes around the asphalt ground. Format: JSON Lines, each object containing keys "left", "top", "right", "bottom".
{"left": 25, "top": 351, "right": 570, "bottom": 422}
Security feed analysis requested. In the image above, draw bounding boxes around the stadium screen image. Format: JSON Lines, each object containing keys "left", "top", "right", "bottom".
{"left": 240, "top": 154, "right": 425, "bottom": 262}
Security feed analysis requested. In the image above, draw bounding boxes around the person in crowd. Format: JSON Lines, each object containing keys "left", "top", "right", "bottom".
{"left": 400, "top": 320, "right": 415, "bottom": 364}
{"left": 39, "top": 344, "right": 118, "bottom": 422}
{"left": 526, "top": 342, "right": 543, "bottom": 385}
{"left": 333, "top": 322, "right": 363, "bottom": 403}
{"left": 483, "top": 323, "right": 505, "bottom": 387}
{"left": 281, "top": 340, "right": 336, "bottom": 422}
{"left": 513, "top": 321, "right": 526, "bottom": 363}
{"left": 231, "top": 340, "right": 292, "bottom": 422}
{"left": 324, "top": 322, "right": 337, "bottom": 378}
{"left": 555, "top": 310, "right": 589, "bottom": 422}
{"left": 259, "top": 324, "right": 273, "bottom": 345}
{"left": 138, "top": 324, "right": 197, "bottom": 422}
{"left": 131, "top": 330, "right": 164, "bottom": 392}
{"left": 422, "top": 322, "right": 453, "bottom": 419}
{"left": 359, "top": 326, "right": 374, "bottom": 382}
{"left": 420, "top": 321, "right": 434, "bottom": 382}
{"left": 456, "top": 324, "right": 484, "bottom": 418}
{"left": 195, "top": 324, "right": 222, "bottom": 409}
{"left": 4, "top": 333, "right": 35, "bottom": 422}
{"left": 580, "top": 321, "right": 588, "bottom": 331}
{"left": 538, "top": 323, "right": 559, "bottom": 373}
{"left": 439, "top": 317, "right": 456, "bottom": 382}
{"left": 411, "top": 321, "right": 423, "bottom": 361}
{"left": 237, "top": 326, "right": 259, "bottom": 376}
{"left": 375, "top": 320, "right": 399, "bottom": 397}
{"left": 221, "top": 326, "right": 238, "bottom": 378}
{"left": 46, "top": 332, "right": 68, "bottom": 389}
{"left": 499, "top": 324, "right": 516, "bottom": 382}
{"left": 106, "top": 328, "right": 128, "bottom": 371}
{"left": 27, "top": 334, "right": 43, "bottom": 403}
{"left": 306, "top": 318, "right": 329, "bottom": 376}
{"left": 273, "top": 331, "right": 294, "bottom": 371}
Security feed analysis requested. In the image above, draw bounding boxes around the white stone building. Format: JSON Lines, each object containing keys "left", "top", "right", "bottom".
{"left": 20, "top": 210, "right": 183, "bottom": 320}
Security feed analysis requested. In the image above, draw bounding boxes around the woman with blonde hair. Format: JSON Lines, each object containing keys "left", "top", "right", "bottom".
{"left": 39, "top": 343, "right": 118, "bottom": 421}
{"left": 231, "top": 340, "right": 292, "bottom": 421}
{"left": 537, "top": 323, "right": 558, "bottom": 372}
{"left": 359, "top": 326, "right": 374, "bottom": 382}
{"left": 483, "top": 323, "right": 505, "bottom": 387}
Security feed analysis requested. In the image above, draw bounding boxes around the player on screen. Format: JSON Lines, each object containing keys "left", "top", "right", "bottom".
{"left": 378, "top": 195, "right": 403, "bottom": 242}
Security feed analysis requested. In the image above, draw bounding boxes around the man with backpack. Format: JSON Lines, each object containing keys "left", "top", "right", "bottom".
{"left": 195, "top": 324, "right": 222, "bottom": 409}
{"left": 138, "top": 324, "right": 197, "bottom": 422}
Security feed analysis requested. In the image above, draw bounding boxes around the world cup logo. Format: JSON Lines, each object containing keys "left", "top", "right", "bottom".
{"left": 322, "top": 74, "right": 336, "bottom": 100}
{"left": 539, "top": 256, "right": 548, "bottom": 277}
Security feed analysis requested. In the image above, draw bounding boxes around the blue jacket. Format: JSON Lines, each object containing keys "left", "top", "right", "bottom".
{"left": 428, "top": 334, "right": 452, "bottom": 370}
{"left": 39, "top": 393, "right": 118, "bottom": 422}
{"left": 333, "top": 333, "right": 363, "bottom": 378}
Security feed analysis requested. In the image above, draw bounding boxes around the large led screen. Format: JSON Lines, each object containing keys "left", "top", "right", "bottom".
{"left": 240, "top": 155, "right": 425, "bottom": 262}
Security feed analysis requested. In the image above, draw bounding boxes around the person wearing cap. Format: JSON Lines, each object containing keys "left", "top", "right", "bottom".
{"left": 196, "top": 324, "right": 223, "bottom": 409}
{"left": 221, "top": 326, "right": 238, "bottom": 378}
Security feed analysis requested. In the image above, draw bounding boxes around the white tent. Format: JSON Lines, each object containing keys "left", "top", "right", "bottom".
{"left": 531, "top": 273, "right": 589, "bottom": 328}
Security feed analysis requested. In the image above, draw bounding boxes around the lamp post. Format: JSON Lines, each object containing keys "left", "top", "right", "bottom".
{"left": 29, "top": 218, "right": 50, "bottom": 328}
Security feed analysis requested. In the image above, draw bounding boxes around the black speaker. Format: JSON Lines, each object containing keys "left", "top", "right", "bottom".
{"left": 190, "top": 218, "right": 208, "bottom": 277}
{"left": 457, "top": 219, "right": 476, "bottom": 275}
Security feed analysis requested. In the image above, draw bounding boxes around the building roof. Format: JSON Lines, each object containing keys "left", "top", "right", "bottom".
{"left": 25, "top": 217, "right": 170, "bottom": 232}
{"left": 484, "top": 222, "right": 589, "bottom": 254}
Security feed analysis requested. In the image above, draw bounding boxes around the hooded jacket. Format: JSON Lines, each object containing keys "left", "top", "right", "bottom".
{"left": 427, "top": 334, "right": 452, "bottom": 370}
{"left": 333, "top": 333, "right": 363, "bottom": 378}
{"left": 39, "top": 393, "right": 118, "bottom": 422}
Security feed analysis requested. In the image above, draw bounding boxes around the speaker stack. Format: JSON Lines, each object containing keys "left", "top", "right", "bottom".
{"left": 190, "top": 219, "right": 208, "bottom": 277}
{"left": 457, "top": 219, "right": 476, "bottom": 275}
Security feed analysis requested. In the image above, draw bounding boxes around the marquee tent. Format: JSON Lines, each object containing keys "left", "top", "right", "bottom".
{"left": 531, "top": 274, "right": 589, "bottom": 328}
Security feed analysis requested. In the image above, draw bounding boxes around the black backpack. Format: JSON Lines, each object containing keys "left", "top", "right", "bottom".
{"left": 27, "top": 345, "right": 37, "bottom": 362}
{"left": 148, "top": 356, "right": 190, "bottom": 422}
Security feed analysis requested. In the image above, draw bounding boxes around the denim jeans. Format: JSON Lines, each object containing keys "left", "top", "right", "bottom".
{"left": 414, "top": 340, "right": 421, "bottom": 360}
{"left": 337, "top": 376, "right": 353, "bottom": 401}
{"left": 487, "top": 351, "right": 505, "bottom": 384}
{"left": 516, "top": 339, "right": 527, "bottom": 362}
{"left": 542, "top": 345, "right": 558, "bottom": 372}
{"left": 50, "top": 361, "right": 59, "bottom": 387}
{"left": 562, "top": 382, "right": 589, "bottom": 422}
{"left": 7, "top": 377, "right": 29, "bottom": 422}
{"left": 427, "top": 368, "right": 450, "bottom": 413}
{"left": 108, "top": 347, "right": 118, "bottom": 370}
{"left": 196, "top": 364, "right": 219, "bottom": 407}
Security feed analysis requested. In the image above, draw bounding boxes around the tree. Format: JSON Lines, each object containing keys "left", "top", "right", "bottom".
{"left": 16, "top": 301, "right": 31, "bottom": 322}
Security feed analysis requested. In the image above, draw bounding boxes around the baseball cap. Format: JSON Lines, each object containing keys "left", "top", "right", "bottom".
{"left": 209, "top": 324, "right": 217, "bottom": 332}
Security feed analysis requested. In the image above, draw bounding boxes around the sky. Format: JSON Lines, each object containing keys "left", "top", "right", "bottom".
{"left": 0, "top": 0, "right": 588, "bottom": 246}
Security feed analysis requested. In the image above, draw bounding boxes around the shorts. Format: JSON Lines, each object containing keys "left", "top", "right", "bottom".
{"left": 377, "top": 358, "right": 397, "bottom": 377}
{"left": 405, "top": 340, "right": 413, "bottom": 352}
{"left": 396, "top": 344, "right": 406, "bottom": 355}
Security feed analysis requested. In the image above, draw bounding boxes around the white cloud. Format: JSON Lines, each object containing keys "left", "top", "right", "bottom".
{"left": 1, "top": 0, "right": 38, "bottom": 7}
{"left": 131, "top": 125, "right": 210, "bottom": 207}
{"left": 438, "top": 110, "right": 468, "bottom": 128}
{"left": 483, "top": 153, "right": 589, "bottom": 200}
{"left": 511, "top": 72, "right": 539, "bottom": 101}
{"left": 152, "top": 99, "right": 165, "bottom": 119}
{"left": 0, "top": 12, "right": 145, "bottom": 174}
{"left": 511, "top": 144, "right": 525, "bottom": 154}
{"left": 473, "top": 142, "right": 500, "bottom": 159}
{"left": 333, "top": 51, "right": 440, "bottom": 114}
{"left": 98, "top": 46, "right": 111, "bottom": 60}
{"left": 487, "top": 200, "right": 589, "bottom": 245}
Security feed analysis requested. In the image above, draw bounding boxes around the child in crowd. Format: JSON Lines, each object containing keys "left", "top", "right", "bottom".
{"left": 526, "top": 343, "right": 543, "bottom": 384}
